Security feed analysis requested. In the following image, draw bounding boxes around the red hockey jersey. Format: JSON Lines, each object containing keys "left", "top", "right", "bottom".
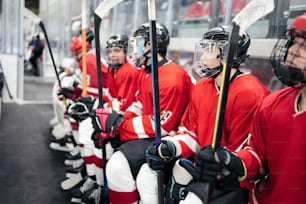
{"left": 78, "top": 52, "right": 109, "bottom": 98}
{"left": 164, "top": 73, "right": 269, "bottom": 159}
{"left": 104, "top": 62, "right": 141, "bottom": 112}
{"left": 118, "top": 61, "right": 193, "bottom": 141}
{"left": 238, "top": 87, "right": 306, "bottom": 204}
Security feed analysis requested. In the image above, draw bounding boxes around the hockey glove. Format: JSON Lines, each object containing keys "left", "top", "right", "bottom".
{"left": 167, "top": 158, "right": 195, "bottom": 202}
{"left": 146, "top": 140, "right": 177, "bottom": 171}
{"left": 194, "top": 145, "right": 245, "bottom": 190}
{"left": 66, "top": 96, "right": 96, "bottom": 122}
{"left": 90, "top": 108, "right": 123, "bottom": 148}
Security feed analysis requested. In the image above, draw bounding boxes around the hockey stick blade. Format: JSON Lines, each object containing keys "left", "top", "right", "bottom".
{"left": 24, "top": 7, "right": 41, "bottom": 24}
{"left": 233, "top": 0, "right": 274, "bottom": 35}
{"left": 95, "top": 0, "right": 124, "bottom": 19}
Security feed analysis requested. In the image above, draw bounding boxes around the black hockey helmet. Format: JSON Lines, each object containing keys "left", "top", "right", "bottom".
{"left": 106, "top": 34, "right": 129, "bottom": 53}
{"left": 270, "top": 13, "right": 306, "bottom": 86}
{"left": 192, "top": 26, "right": 250, "bottom": 78}
{"left": 132, "top": 22, "right": 170, "bottom": 54}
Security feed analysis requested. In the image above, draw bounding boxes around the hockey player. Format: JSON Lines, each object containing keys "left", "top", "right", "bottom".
{"left": 186, "top": 13, "right": 306, "bottom": 204}
{"left": 49, "top": 29, "right": 109, "bottom": 152}
{"left": 143, "top": 25, "right": 270, "bottom": 203}
{"left": 68, "top": 34, "right": 141, "bottom": 203}
{"left": 91, "top": 22, "right": 193, "bottom": 203}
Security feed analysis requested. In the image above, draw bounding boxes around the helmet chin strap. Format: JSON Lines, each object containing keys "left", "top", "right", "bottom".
{"left": 209, "top": 64, "right": 223, "bottom": 78}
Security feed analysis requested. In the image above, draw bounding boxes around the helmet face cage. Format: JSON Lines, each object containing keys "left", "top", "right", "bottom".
{"left": 192, "top": 39, "right": 227, "bottom": 78}
{"left": 270, "top": 29, "right": 306, "bottom": 86}
{"left": 127, "top": 36, "right": 146, "bottom": 67}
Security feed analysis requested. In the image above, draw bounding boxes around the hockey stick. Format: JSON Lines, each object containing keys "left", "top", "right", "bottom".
{"left": 81, "top": 0, "right": 88, "bottom": 97}
{"left": 94, "top": 1, "right": 123, "bottom": 203}
{"left": 23, "top": 8, "right": 61, "bottom": 88}
{"left": 202, "top": 1, "right": 275, "bottom": 203}
{"left": 147, "top": 0, "right": 164, "bottom": 203}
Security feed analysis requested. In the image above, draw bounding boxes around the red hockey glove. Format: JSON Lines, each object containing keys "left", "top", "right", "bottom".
{"left": 91, "top": 108, "right": 123, "bottom": 137}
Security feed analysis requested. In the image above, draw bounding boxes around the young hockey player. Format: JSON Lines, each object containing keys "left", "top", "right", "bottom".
{"left": 143, "top": 25, "right": 270, "bottom": 203}
{"left": 49, "top": 30, "right": 108, "bottom": 152}
{"left": 68, "top": 34, "right": 141, "bottom": 203}
{"left": 91, "top": 22, "right": 194, "bottom": 203}
{"left": 186, "top": 13, "right": 306, "bottom": 204}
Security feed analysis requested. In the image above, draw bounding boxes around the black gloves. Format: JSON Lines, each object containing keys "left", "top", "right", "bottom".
{"left": 146, "top": 140, "right": 177, "bottom": 171}
{"left": 66, "top": 96, "right": 96, "bottom": 122}
{"left": 90, "top": 108, "right": 123, "bottom": 149}
{"left": 194, "top": 145, "right": 245, "bottom": 190}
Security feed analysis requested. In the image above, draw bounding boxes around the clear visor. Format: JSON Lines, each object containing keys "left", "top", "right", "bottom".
{"left": 127, "top": 36, "right": 146, "bottom": 67}
{"left": 192, "top": 39, "right": 227, "bottom": 78}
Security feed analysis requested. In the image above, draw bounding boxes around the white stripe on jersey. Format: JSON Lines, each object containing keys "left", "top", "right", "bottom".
{"left": 132, "top": 117, "right": 149, "bottom": 139}
{"left": 126, "top": 101, "right": 143, "bottom": 116}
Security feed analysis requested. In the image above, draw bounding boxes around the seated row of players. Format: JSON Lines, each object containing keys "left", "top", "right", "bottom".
{"left": 49, "top": 13, "right": 306, "bottom": 204}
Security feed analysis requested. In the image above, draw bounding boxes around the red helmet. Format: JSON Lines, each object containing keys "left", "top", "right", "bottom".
{"left": 291, "top": 12, "right": 306, "bottom": 35}
{"left": 70, "top": 36, "right": 89, "bottom": 55}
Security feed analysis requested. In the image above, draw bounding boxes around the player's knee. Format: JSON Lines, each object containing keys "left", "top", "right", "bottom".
{"left": 136, "top": 163, "right": 158, "bottom": 204}
{"left": 106, "top": 151, "right": 136, "bottom": 191}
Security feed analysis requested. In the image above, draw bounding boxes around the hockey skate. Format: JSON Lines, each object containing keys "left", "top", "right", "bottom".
{"left": 49, "top": 133, "right": 76, "bottom": 152}
{"left": 70, "top": 177, "right": 97, "bottom": 203}
{"left": 81, "top": 185, "right": 102, "bottom": 204}
{"left": 65, "top": 158, "right": 85, "bottom": 173}
{"left": 64, "top": 145, "right": 82, "bottom": 164}
{"left": 61, "top": 168, "right": 87, "bottom": 191}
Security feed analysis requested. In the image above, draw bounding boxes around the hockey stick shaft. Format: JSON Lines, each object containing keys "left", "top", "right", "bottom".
{"left": 93, "top": 14, "right": 103, "bottom": 108}
{"left": 148, "top": 1, "right": 164, "bottom": 203}
{"left": 93, "top": 13, "right": 109, "bottom": 204}
{"left": 81, "top": 0, "right": 88, "bottom": 97}
{"left": 212, "top": 24, "right": 240, "bottom": 149}
{"left": 38, "top": 22, "right": 61, "bottom": 88}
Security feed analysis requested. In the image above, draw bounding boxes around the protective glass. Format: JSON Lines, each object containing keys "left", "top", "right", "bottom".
{"left": 192, "top": 39, "right": 227, "bottom": 78}
{"left": 127, "top": 36, "right": 146, "bottom": 67}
